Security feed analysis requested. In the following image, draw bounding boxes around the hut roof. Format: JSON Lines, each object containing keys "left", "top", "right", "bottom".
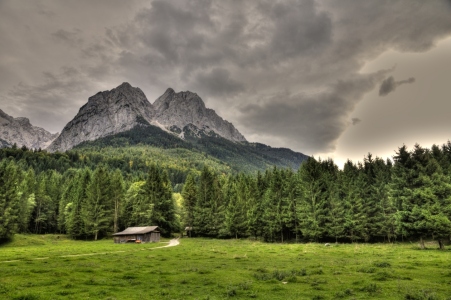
{"left": 112, "top": 226, "right": 159, "bottom": 236}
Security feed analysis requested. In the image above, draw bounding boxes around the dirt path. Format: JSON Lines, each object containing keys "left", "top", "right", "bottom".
{"left": 1, "top": 238, "right": 180, "bottom": 263}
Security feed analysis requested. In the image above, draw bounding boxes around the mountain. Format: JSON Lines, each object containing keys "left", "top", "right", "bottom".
{"left": 48, "top": 82, "right": 247, "bottom": 152}
{"left": 0, "top": 109, "right": 58, "bottom": 149}
{"left": 47, "top": 82, "right": 154, "bottom": 152}
{"left": 41, "top": 82, "right": 308, "bottom": 171}
{"left": 154, "top": 88, "right": 246, "bottom": 142}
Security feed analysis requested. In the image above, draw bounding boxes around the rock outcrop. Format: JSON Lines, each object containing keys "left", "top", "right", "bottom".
{"left": 0, "top": 109, "right": 58, "bottom": 149}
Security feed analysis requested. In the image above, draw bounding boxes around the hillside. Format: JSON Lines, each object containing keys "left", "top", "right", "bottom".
{"left": 73, "top": 124, "right": 308, "bottom": 173}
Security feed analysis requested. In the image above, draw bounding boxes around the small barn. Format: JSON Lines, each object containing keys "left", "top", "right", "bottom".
{"left": 112, "top": 226, "right": 160, "bottom": 243}
{"left": 184, "top": 227, "right": 193, "bottom": 237}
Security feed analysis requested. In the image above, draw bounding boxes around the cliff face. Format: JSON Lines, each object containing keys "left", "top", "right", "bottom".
{"left": 47, "top": 82, "right": 154, "bottom": 152}
{"left": 0, "top": 109, "right": 58, "bottom": 149}
{"left": 47, "top": 83, "right": 246, "bottom": 152}
{"left": 153, "top": 88, "right": 247, "bottom": 142}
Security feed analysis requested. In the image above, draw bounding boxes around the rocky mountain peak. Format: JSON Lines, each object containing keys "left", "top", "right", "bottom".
{"left": 153, "top": 89, "right": 246, "bottom": 142}
{"left": 0, "top": 109, "right": 58, "bottom": 149}
{"left": 47, "top": 83, "right": 155, "bottom": 152}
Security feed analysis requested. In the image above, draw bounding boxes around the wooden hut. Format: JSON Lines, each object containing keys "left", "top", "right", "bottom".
{"left": 112, "top": 226, "right": 160, "bottom": 243}
{"left": 184, "top": 226, "right": 193, "bottom": 237}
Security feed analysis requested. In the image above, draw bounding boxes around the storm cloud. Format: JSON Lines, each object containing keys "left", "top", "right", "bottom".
{"left": 379, "top": 76, "right": 416, "bottom": 96}
{"left": 0, "top": 0, "right": 450, "bottom": 155}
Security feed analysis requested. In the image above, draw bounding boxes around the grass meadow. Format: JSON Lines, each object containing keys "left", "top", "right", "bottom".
{"left": 1, "top": 235, "right": 451, "bottom": 300}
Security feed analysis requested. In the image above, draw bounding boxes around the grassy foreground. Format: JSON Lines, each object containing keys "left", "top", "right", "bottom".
{"left": 1, "top": 235, "right": 451, "bottom": 300}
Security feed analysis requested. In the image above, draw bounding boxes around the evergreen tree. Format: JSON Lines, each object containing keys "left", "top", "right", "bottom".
{"left": 261, "top": 167, "right": 284, "bottom": 242}
{"left": 17, "top": 168, "right": 36, "bottom": 233}
{"left": 31, "top": 177, "right": 52, "bottom": 234}
{"left": 0, "top": 160, "right": 21, "bottom": 239}
{"left": 297, "top": 158, "right": 328, "bottom": 242}
{"left": 110, "top": 169, "right": 125, "bottom": 233}
{"left": 194, "top": 166, "right": 222, "bottom": 237}
{"left": 66, "top": 168, "right": 91, "bottom": 239}
{"left": 246, "top": 173, "right": 262, "bottom": 239}
{"left": 223, "top": 176, "right": 247, "bottom": 238}
{"left": 83, "top": 165, "right": 111, "bottom": 240}
{"left": 141, "top": 164, "right": 178, "bottom": 236}
{"left": 181, "top": 172, "right": 197, "bottom": 237}
{"left": 122, "top": 181, "right": 151, "bottom": 227}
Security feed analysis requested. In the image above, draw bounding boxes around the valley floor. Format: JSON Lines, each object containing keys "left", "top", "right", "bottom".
{"left": 1, "top": 235, "right": 451, "bottom": 299}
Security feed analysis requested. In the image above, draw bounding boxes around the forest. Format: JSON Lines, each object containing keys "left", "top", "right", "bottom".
{"left": 1, "top": 141, "right": 451, "bottom": 249}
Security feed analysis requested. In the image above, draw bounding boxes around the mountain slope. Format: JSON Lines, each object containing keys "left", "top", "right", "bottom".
{"left": 0, "top": 109, "right": 58, "bottom": 149}
{"left": 74, "top": 124, "right": 308, "bottom": 172}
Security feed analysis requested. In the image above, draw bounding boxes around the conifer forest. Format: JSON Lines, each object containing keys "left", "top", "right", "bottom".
{"left": 1, "top": 141, "right": 451, "bottom": 249}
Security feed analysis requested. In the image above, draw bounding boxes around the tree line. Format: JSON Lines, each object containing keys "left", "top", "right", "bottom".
{"left": 2, "top": 142, "right": 451, "bottom": 248}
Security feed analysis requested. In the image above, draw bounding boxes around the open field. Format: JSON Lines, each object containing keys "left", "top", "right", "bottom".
{"left": 1, "top": 235, "right": 451, "bottom": 299}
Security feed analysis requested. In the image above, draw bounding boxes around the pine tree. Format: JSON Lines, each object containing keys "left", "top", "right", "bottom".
{"left": 110, "top": 169, "right": 125, "bottom": 233}
{"left": 246, "top": 173, "right": 262, "bottom": 239}
{"left": 297, "top": 158, "right": 328, "bottom": 242}
{"left": 122, "top": 181, "right": 150, "bottom": 227}
{"left": 0, "top": 160, "right": 21, "bottom": 239}
{"left": 17, "top": 168, "right": 36, "bottom": 233}
{"left": 141, "top": 164, "right": 178, "bottom": 236}
{"left": 223, "top": 176, "right": 247, "bottom": 238}
{"left": 194, "top": 166, "right": 222, "bottom": 237}
{"left": 83, "top": 165, "right": 111, "bottom": 240}
{"left": 66, "top": 168, "right": 91, "bottom": 239}
{"left": 181, "top": 172, "right": 197, "bottom": 237}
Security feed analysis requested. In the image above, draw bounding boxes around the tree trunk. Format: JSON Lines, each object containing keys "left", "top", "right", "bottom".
{"left": 94, "top": 231, "right": 98, "bottom": 241}
{"left": 438, "top": 239, "right": 444, "bottom": 250}
{"left": 420, "top": 237, "right": 425, "bottom": 249}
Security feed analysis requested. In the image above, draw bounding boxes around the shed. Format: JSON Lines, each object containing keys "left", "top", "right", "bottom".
{"left": 112, "top": 226, "right": 160, "bottom": 243}
{"left": 184, "top": 226, "right": 193, "bottom": 237}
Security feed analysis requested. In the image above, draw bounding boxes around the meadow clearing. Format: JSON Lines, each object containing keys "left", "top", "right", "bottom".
{"left": 1, "top": 235, "right": 451, "bottom": 300}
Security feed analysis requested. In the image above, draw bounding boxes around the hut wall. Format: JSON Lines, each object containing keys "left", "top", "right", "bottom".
{"left": 150, "top": 232, "right": 160, "bottom": 242}
{"left": 114, "top": 234, "right": 138, "bottom": 243}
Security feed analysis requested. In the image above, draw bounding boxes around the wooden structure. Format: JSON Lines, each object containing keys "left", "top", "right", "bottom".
{"left": 112, "top": 226, "right": 160, "bottom": 243}
{"left": 184, "top": 227, "right": 193, "bottom": 237}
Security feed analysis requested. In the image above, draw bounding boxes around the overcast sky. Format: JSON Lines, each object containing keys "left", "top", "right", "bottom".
{"left": 1, "top": 0, "right": 450, "bottom": 167}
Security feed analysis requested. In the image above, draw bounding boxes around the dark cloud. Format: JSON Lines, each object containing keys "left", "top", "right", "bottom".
{"left": 0, "top": 0, "right": 450, "bottom": 155}
{"left": 193, "top": 68, "right": 244, "bottom": 98}
{"left": 238, "top": 71, "right": 389, "bottom": 153}
{"left": 352, "top": 118, "right": 361, "bottom": 126}
{"left": 379, "top": 76, "right": 416, "bottom": 96}
{"left": 4, "top": 67, "right": 97, "bottom": 132}
{"left": 52, "top": 28, "right": 83, "bottom": 47}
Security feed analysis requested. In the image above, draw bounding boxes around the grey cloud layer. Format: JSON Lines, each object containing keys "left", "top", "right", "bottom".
{"left": 0, "top": 0, "right": 450, "bottom": 153}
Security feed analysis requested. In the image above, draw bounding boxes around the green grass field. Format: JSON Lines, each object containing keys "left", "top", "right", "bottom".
{"left": 1, "top": 235, "right": 451, "bottom": 300}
